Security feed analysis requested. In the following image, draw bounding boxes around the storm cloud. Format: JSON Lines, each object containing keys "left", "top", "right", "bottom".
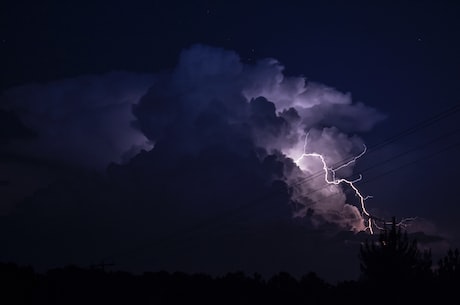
{"left": 0, "top": 71, "right": 155, "bottom": 169}
{"left": 132, "top": 44, "right": 385, "bottom": 231}
{"left": 0, "top": 44, "right": 390, "bottom": 281}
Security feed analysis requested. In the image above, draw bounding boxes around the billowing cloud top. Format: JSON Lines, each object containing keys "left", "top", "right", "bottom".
{"left": 131, "top": 44, "right": 385, "bottom": 231}
{"left": 0, "top": 45, "right": 387, "bottom": 230}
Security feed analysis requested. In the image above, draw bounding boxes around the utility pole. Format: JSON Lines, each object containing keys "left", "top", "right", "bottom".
{"left": 91, "top": 261, "right": 115, "bottom": 271}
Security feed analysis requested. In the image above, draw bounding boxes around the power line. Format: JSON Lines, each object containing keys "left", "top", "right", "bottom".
{"left": 101, "top": 104, "right": 460, "bottom": 264}
{"left": 295, "top": 139, "right": 460, "bottom": 204}
{"left": 108, "top": 136, "right": 460, "bottom": 265}
{"left": 366, "top": 103, "right": 460, "bottom": 153}
{"left": 292, "top": 103, "right": 460, "bottom": 188}
{"left": 358, "top": 127, "right": 460, "bottom": 175}
{"left": 361, "top": 140, "right": 460, "bottom": 186}
{"left": 111, "top": 138, "right": 460, "bottom": 265}
{"left": 293, "top": 126, "right": 460, "bottom": 200}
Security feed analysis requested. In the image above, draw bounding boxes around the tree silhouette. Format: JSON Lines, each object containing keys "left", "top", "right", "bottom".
{"left": 433, "top": 248, "right": 460, "bottom": 302}
{"left": 359, "top": 217, "right": 432, "bottom": 285}
{"left": 437, "top": 248, "right": 460, "bottom": 281}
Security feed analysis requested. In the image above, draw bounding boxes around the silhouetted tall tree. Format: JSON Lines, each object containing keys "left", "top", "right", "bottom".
{"left": 437, "top": 248, "right": 460, "bottom": 281}
{"left": 431, "top": 248, "right": 460, "bottom": 302}
{"left": 359, "top": 217, "right": 432, "bottom": 285}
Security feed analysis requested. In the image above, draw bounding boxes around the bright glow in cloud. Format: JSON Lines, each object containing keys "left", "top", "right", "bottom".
{"left": 293, "top": 133, "right": 371, "bottom": 233}
{"left": 1, "top": 44, "right": 387, "bottom": 232}
{"left": 133, "top": 44, "right": 386, "bottom": 232}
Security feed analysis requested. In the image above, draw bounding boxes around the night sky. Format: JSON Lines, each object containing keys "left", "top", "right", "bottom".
{"left": 1, "top": 0, "right": 459, "bottom": 283}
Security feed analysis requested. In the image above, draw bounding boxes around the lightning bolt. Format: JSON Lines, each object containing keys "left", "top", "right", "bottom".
{"left": 372, "top": 217, "right": 418, "bottom": 231}
{"left": 294, "top": 132, "right": 375, "bottom": 234}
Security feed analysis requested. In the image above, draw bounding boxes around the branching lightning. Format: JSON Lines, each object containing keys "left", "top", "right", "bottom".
{"left": 294, "top": 133, "right": 375, "bottom": 233}
{"left": 293, "top": 133, "right": 418, "bottom": 234}
{"left": 372, "top": 217, "right": 418, "bottom": 231}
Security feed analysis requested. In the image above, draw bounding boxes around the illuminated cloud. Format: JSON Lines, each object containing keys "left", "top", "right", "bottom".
{"left": 134, "top": 44, "right": 386, "bottom": 231}
{"left": 0, "top": 44, "right": 421, "bottom": 281}
{"left": 0, "top": 44, "right": 388, "bottom": 230}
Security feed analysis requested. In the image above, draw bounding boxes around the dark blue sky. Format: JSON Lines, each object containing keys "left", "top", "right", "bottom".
{"left": 1, "top": 0, "right": 459, "bottom": 282}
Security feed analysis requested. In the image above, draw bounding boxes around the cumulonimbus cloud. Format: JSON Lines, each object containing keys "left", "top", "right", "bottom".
{"left": 133, "top": 44, "right": 386, "bottom": 231}
{"left": 1, "top": 44, "right": 386, "bottom": 231}
{"left": 7, "top": 44, "right": 441, "bottom": 281}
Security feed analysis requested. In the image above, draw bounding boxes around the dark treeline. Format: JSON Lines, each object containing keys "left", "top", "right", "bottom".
{"left": 2, "top": 220, "right": 460, "bottom": 305}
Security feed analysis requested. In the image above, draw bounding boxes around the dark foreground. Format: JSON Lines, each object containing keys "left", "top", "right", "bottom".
{"left": 1, "top": 261, "right": 459, "bottom": 305}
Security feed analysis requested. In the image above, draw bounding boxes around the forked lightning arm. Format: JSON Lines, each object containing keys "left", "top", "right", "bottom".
{"left": 294, "top": 133, "right": 374, "bottom": 233}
